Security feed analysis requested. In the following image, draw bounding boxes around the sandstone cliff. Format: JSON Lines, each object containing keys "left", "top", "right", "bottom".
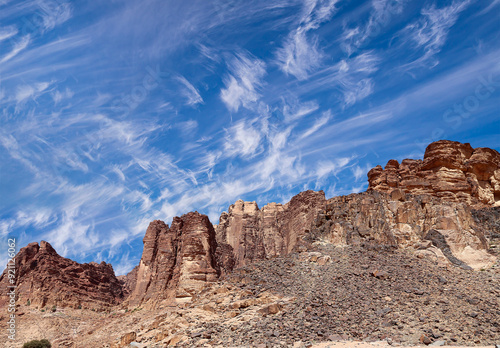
{"left": 311, "top": 189, "right": 496, "bottom": 270}
{"left": 0, "top": 241, "right": 124, "bottom": 310}
{"left": 215, "top": 190, "right": 326, "bottom": 271}
{"left": 368, "top": 140, "right": 500, "bottom": 206}
{"left": 126, "top": 212, "right": 219, "bottom": 308}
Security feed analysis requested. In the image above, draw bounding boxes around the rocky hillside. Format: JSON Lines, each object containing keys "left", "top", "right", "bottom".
{"left": 4, "top": 244, "right": 499, "bottom": 347}
{"left": 368, "top": 140, "right": 500, "bottom": 206}
{"left": 0, "top": 241, "right": 124, "bottom": 310}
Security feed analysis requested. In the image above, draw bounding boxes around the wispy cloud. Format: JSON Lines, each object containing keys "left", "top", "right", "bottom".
{"left": 298, "top": 110, "right": 331, "bottom": 139}
{"left": 38, "top": 1, "right": 72, "bottom": 31}
{"left": 220, "top": 52, "right": 266, "bottom": 111}
{"left": 175, "top": 75, "right": 204, "bottom": 106}
{"left": 15, "top": 81, "right": 51, "bottom": 103}
{"left": 0, "top": 34, "right": 30, "bottom": 63}
{"left": 276, "top": 0, "right": 340, "bottom": 80}
{"left": 223, "top": 120, "right": 263, "bottom": 158}
{"left": 401, "top": 0, "right": 471, "bottom": 68}
{"left": 276, "top": 27, "right": 323, "bottom": 80}
{"left": 52, "top": 88, "right": 74, "bottom": 104}
{"left": 297, "top": 51, "right": 380, "bottom": 107}
{"left": 282, "top": 98, "right": 319, "bottom": 123}
{"left": 0, "top": 25, "right": 17, "bottom": 41}
{"left": 342, "top": 0, "right": 407, "bottom": 55}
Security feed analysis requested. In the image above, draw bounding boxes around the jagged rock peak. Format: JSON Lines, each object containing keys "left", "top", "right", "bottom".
{"left": 126, "top": 211, "right": 219, "bottom": 309}
{"left": 368, "top": 140, "right": 500, "bottom": 206}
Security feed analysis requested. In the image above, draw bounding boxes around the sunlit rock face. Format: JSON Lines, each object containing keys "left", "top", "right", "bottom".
{"left": 215, "top": 190, "right": 327, "bottom": 271}
{"left": 311, "top": 190, "right": 496, "bottom": 270}
{"left": 0, "top": 241, "right": 125, "bottom": 310}
{"left": 126, "top": 212, "right": 219, "bottom": 308}
{"left": 368, "top": 140, "right": 500, "bottom": 206}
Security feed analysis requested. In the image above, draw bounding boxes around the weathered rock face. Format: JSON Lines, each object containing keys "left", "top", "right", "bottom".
{"left": 368, "top": 140, "right": 500, "bottom": 206}
{"left": 472, "top": 206, "right": 500, "bottom": 256}
{"left": 0, "top": 241, "right": 124, "bottom": 310}
{"left": 311, "top": 190, "right": 496, "bottom": 270}
{"left": 215, "top": 190, "right": 326, "bottom": 271}
{"left": 118, "top": 265, "right": 138, "bottom": 297}
{"left": 126, "top": 212, "right": 219, "bottom": 308}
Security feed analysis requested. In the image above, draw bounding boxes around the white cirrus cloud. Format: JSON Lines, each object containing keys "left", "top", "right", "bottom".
{"left": 0, "top": 25, "right": 17, "bottom": 42}
{"left": 298, "top": 110, "right": 332, "bottom": 140}
{"left": 223, "top": 120, "right": 263, "bottom": 159}
{"left": 342, "top": 0, "right": 407, "bottom": 55}
{"left": 276, "top": 0, "right": 340, "bottom": 80}
{"left": 39, "top": 1, "right": 73, "bottom": 31}
{"left": 0, "top": 34, "right": 30, "bottom": 64}
{"left": 15, "top": 81, "right": 51, "bottom": 103}
{"left": 401, "top": 0, "right": 471, "bottom": 68}
{"left": 52, "top": 88, "right": 74, "bottom": 104}
{"left": 175, "top": 75, "right": 203, "bottom": 106}
{"left": 220, "top": 52, "right": 266, "bottom": 112}
{"left": 276, "top": 28, "right": 323, "bottom": 80}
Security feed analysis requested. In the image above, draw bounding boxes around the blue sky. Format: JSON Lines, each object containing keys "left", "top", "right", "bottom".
{"left": 1, "top": 0, "right": 499, "bottom": 275}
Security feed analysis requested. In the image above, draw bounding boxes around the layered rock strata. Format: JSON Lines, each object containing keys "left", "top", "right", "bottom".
{"left": 311, "top": 190, "right": 495, "bottom": 269}
{"left": 368, "top": 140, "right": 500, "bottom": 206}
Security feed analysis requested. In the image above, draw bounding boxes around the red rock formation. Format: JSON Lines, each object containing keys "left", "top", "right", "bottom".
{"left": 215, "top": 190, "right": 326, "bottom": 271}
{"left": 126, "top": 212, "right": 219, "bottom": 308}
{"left": 0, "top": 241, "right": 124, "bottom": 310}
{"left": 368, "top": 140, "right": 500, "bottom": 206}
{"left": 118, "top": 265, "right": 138, "bottom": 296}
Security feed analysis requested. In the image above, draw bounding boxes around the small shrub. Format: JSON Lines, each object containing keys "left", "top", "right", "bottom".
{"left": 40, "top": 309, "right": 45, "bottom": 312}
{"left": 51, "top": 305, "right": 56, "bottom": 313}
{"left": 27, "top": 300, "right": 31, "bottom": 306}
{"left": 77, "top": 305, "right": 82, "bottom": 309}
{"left": 22, "top": 339, "right": 51, "bottom": 348}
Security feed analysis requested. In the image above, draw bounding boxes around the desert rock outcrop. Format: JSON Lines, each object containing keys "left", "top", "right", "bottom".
{"left": 0, "top": 241, "right": 124, "bottom": 310}
{"left": 215, "top": 190, "right": 326, "bottom": 271}
{"left": 368, "top": 140, "right": 500, "bottom": 206}
{"left": 312, "top": 190, "right": 495, "bottom": 270}
{"left": 126, "top": 212, "right": 219, "bottom": 308}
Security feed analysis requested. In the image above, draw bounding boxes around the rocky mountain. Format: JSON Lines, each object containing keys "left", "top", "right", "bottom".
{"left": 1, "top": 139, "right": 499, "bottom": 346}
{"left": 368, "top": 140, "right": 500, "bottom": 206}
{"left": 0, "top": 241, "right": 124, "bottom": 310}
{"left": 6, "top": 244, "right": 499, "bottom": 347}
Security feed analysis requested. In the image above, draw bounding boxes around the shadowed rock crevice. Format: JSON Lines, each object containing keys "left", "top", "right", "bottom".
{"left": 424, "top": 229, "right": 472, "bottom": 269}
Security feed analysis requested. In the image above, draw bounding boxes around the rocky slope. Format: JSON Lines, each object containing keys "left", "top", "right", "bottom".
{"left": 368, "top": 140, "right": 500, "bottom": 206}
{"left": 0, "top": 241, "right": 124, "bottom": 310}
{"left": 4, "top": 244, "right": 498, "bottom": 347}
